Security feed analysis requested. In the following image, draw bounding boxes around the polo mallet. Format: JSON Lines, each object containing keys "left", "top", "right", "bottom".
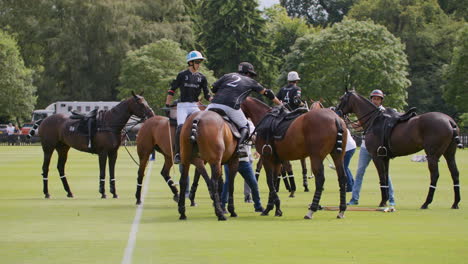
{"left": 320, "top": 206, "right": 396, "bottom": 212}
{"left": 165, "top": 112, "right": 178, "bottom": 186}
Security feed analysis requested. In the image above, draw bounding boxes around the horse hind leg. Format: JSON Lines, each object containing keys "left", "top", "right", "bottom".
{"left": 210, "top": 163, "right": 227, "bottom": 221}
{"left": 98, "top": 153, "right": 108, "bottom": 199}
{"left": 56, "top": 144, "right": 73, "bottom": 198}
{"left": 304, "top": 158, "right": 325, "bottom": 220}
{"left": 108, "top": 150, "right": 119, "bottom": 198}
{"left": 189, "top": 168, "right": 201, "bottom": 206}
{"left": 301, "top": 158, "right": 310, "bottom": 192}
{"left": 444, "top": 150, "right": 460, "bottom": 209}
{"left": 421, "top": 155, "right": 441, "bottom": 209}
{"left": 331, "top": 152, "right": 347, "bottom": 218}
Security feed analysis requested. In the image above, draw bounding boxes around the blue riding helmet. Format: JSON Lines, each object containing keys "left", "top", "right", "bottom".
{"left": 186, "top": 51, "right": 205, "bottom": 63}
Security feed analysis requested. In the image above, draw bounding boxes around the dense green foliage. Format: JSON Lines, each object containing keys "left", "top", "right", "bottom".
{"left": 283, "top": 19, "right": 410, "bottom": 108}
{"left": 443, "top": 25, "right": 468, "bottom": 113}
{"left": 0, "top": 30, "right": 36, "bottom": 122}
{"left": 0, "top": 0, "right": 467, "bottom": 125}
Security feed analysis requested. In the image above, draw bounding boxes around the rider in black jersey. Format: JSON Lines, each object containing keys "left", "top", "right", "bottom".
{"left": 207, "top": 62, "right": 282, "bottom": 157}
{"left": 165, "top": 50, "right": 212, "bottom": 164}
{"left": 276, "top": 71, "right": 304, "bottom": 111}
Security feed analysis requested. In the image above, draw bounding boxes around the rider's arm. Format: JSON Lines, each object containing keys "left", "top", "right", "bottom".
{"left": 260, "top": 89, "right": 282, "bottom": 106}
{"left": 201, "top": 76, "right": 212, "bottom": 102}
{"left": 166, "top": 74, "right": 182, "bottom": 106}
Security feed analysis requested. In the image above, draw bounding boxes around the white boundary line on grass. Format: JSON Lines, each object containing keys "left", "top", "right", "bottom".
{"left": 122, "top": 161, "right": 153, "bottom": 264}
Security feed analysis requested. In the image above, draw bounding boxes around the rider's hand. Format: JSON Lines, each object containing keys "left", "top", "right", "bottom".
{"left": 164, "top": 104, "right": 171, "bottom": 117}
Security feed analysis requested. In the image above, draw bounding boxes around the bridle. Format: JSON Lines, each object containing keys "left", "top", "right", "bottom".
{"left": 335, "top": 91, "right": 381, "bottom": 133}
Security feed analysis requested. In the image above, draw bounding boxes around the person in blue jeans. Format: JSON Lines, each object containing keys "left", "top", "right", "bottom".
{"left": 221, "top": 120, "right": 264, "bottom": 212}
{"left": 344, "top": 128, "right": 356, "bottom": 192}
{"left": 348, "top": 89, "right": 395, "bottom": 206}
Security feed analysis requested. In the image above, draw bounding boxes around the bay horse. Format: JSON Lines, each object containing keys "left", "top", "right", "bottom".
{"left": 254, "top": 100, "right": 324, "bottom": 197}
{"left": 335, "top": 90, "right": 462, "bottom": 209}
{"left": 241, "top": 97, "right": 348, "bottom": 219}
{"left": 36, "top": 92, "right": 154, "bottom": 199}
{"left": 135, "top": 115, "right": 212, "bottom": 206}
{"left": 178, "top": 110, "right": 241, "bottom": 220}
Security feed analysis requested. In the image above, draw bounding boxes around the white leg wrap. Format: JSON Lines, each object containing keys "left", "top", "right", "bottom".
{"left": 454, "top": 184, "right": 460, "bottom": 187}
{"left": 60, "top": 175, "right": 66, "bottom": 179}
{"left": 430, "top": 185, "right": 437, "bottom": 189}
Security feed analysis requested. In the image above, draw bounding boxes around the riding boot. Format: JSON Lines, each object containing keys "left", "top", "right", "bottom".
{"left": 174, "top": 124, "right": 183, "bottom": 164}
{"left": 236, "top": 127, "right": 249, "bottom": 158}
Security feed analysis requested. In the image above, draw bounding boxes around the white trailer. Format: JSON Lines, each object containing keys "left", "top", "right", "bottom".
{"left": 31, "top": 101, "right": 120, "bottom": 122}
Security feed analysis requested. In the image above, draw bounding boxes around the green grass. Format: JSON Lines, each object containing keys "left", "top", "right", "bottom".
{"left": 0, "top": 146, "right": 467, "bottom": 264}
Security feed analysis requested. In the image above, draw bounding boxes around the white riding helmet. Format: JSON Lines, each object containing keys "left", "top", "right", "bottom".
{"left": 186, "top": 50, "right": 205, "bottom": 63}
{"left": 287, "top": 71, "right": 300, "bottom": 81}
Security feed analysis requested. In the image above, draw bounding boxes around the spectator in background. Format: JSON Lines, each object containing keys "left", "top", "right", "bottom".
{"left": 6, "top": 123, "right": 16, "bottom": 145}
{"left": 344, "top": 128, "right": 356, "bottom": 192}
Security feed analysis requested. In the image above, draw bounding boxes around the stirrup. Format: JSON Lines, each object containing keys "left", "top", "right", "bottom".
{"left": 377, "top": 146, "right": 387, "bottom": 157}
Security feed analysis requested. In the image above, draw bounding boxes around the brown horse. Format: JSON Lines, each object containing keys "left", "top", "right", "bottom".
{"left": 36, "top": 92, "right": 154, "bottom": 199}
{"left": 335, "top": 90, "right": 462, "bottom": 209}
{"left": 178, "top": 110, "right": 241, "bottom": 220}
{"left": 241, "top": 97, "right": 348, "bottom": 219}
{"left": 135, "top": 115, "right": 212, "bottom": 206}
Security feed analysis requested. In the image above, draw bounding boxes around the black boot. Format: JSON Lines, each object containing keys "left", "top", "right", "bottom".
{"left": 174, "top": 124, "right": 183, "bottom": 164}
{"left": 236, "top": 127, "right": 249, "bottom": 157}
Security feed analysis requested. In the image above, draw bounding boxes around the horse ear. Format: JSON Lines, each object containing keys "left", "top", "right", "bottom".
{"left": 131, "top": 91, "right": 136, "bottom": 97}
{"left": 140, "top": 91, "right": 144, "bottom": 96}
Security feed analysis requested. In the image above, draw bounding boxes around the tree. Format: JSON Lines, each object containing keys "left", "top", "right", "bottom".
{"left": 348, "top": 0, "right": 462, "bottom": 114}
{"left": 197, "top": 0, "right": 278, "bottom": 87}
{"left": 280, "top": 0, "right": 356, "bottom": 27}
{"left": 443, "top": 25, "right": 468, "bottom": 113}
{"left": 0, "top": 30, "right": 36, "bottom": 122}
{"left": 283, "top": 19, "right": 410, "bottom": 108}
{"left": 0, "top": 0, "right": 194, "bottom": 108}
{"left": 117, "top": 39, "right": 216, "bottom": 114}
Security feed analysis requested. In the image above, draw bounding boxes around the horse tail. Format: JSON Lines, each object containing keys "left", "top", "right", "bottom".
{"left": 449, "top": 119, "right": 464, "bottom": 149}
{"left": 27, "top": 119, "right": 43, "bottom": 139}
{"left": 334, "top": 118, "right": 344, "bottom": 153}
{"left": 189, "top": 118, "right": 200, "bottom": 144}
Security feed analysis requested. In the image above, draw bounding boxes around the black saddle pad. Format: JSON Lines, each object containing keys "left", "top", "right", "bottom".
{"left": 256, "top": 106, "right": 307, "bottom": 141}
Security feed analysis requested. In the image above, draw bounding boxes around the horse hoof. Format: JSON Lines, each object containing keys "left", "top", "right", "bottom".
{"left": 304, "top": 215, "right": 312, "bottom": 220}
{"left": 337, "top": 211, "right": 345, "bottom": 219}
{"left": 451, "top": 204, "right": 459, "bottom": 209}
{"left": 173, "top": 194, "right": 179, "bottom": 203}
{"left": 261, "top": 211, "right": 269, "bottom": 216}
{"left": 289, "top": 192, "right": 295, "bottom": 198}
{"left": 112, "top": 194, "right": 119, "bottom": 199}
{"left": 67, "top": 193, "right": 74, "bottom": 198}
{"left": 275, "top": 210, "right": 283, "bottom": 217}
{"left": 179, "top": 215, "right": 187, "bottom": 220}
{"left": 218, "top": 215, "right": 227, "bottom": 221}
{"left": 190, "top": 201, "right": 197, "bottom": 207}
{"left": 136, "top": 201, "right": 142, "bottom": 205}
{"left": 101, "top": 194, "right": 107, "bottom": 199}
{"left": 420, "top": 204, "right": 429, "bottom": 209}
{"left": 44, "top": 194, "right": 50, "bottom": 199}
{"left": 304, "top": 188, "right": 309, "bottom": 192}
{"left": 230, "top": 212, "right": 238, "bottom": 218}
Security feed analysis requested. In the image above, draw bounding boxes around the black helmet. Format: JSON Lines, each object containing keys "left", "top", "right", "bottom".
{"left": 238, "top": 62, "right": 257, "bottom": 76}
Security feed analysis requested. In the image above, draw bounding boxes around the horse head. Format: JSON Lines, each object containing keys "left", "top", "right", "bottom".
{"left": 129, "top": 91, "right": 155, "bottom": 119}
{"left": 335, "top": 91, "right": 354, "bottom": 117}
{"left": 241, "top": 97, "right": 271, "bottom": 126}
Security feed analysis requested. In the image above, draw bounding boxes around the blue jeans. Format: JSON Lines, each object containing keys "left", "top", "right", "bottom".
{"left": 222, "top": 161, "right": 262, "bottom": 210}
{"left": 344, "top": 148, "right": 356, "bottom": 192}
{"left": 350, "top": 146, "right": 395, "bottom": 204}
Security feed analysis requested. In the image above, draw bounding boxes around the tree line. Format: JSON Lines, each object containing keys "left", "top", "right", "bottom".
{"left": 0, "top": 0, "right": 466, "bottom": 128}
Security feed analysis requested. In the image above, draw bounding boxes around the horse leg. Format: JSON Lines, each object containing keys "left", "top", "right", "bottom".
{"left": 189, "top": 168, "right": 202, "bottom": 206}
{"left": 301, "top": 158, "right": 310, "bottom": 192}
{"left": 178, "top": 163, "right": 189, "bottom": 220}
{"left": 255, "top": 156, "right": 262, "bottom": 181}
{"left": 98, "top": 152, "right": 107, "bottom": 199}
{"left": 284, "top": 161, "right": 296, "bottom": 198}
{"left": 421, "top": 155, "right": 441, "bottom": 209}
{"left": 280, "top": 163, "right": 291, "bottom": 192}
{"left": 210, "top": 163, "right": 227, "bottom": 221}
{"left": 161, "top": 157, "right": 179, "bottom": 203}
{"left": 304, "top": 158, "right": 325, "bottom": 220}
{"left": 193, "top": 159, "right": 213, "bottom": 201}
{"left": 226, "top": 159, "right": 239, "bottom": 218}
{"left": 444, "top": 151, "right": 461, "bottom": 209}
{"left": 55, "top": 144, "right": 73, "bottom": 198}
{"left": 108, "top": 150, "right": 118, "bottom": 198}
{"left": 331, "top": 152, "right": 347, "bottom": 219}
{"left": 135, "top": 151, "right": 148, "bottom": 205}
{"left": 373, "top": 157, "right": 390, "bottom": 207}
{"left": 41, "top": 146, "right": 54, "bottom": 199}
{"left": 272, "top": 163, "right": 283, "bottom": 216}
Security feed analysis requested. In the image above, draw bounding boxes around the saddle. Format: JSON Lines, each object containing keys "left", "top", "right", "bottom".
{"left": 69, "top": 109, "right": 99, "bottom": 150}
{"left": 208, "top": 108, "right": 241, "bottom": 138}
{"left": 376, "top": 107, "right": 417, "bottom": 158}
{"left": 255, "top": 106, "right": 308, "bottom": 142}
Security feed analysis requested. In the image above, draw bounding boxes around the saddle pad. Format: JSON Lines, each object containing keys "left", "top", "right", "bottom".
{"left": 256, "top": 107, "right": 307, "bottom": 141}
{"left": 207, "top": 108, "right": 240, "bottom": 138}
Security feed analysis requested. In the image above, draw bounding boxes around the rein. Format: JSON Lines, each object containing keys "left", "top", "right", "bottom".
{"left": 122, "top": 117, "right": 146, "bottom": 167}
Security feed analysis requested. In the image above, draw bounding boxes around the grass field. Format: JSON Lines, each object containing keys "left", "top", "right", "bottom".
{"left": 1, "top": 146, "right": 467, "bottom": 264}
